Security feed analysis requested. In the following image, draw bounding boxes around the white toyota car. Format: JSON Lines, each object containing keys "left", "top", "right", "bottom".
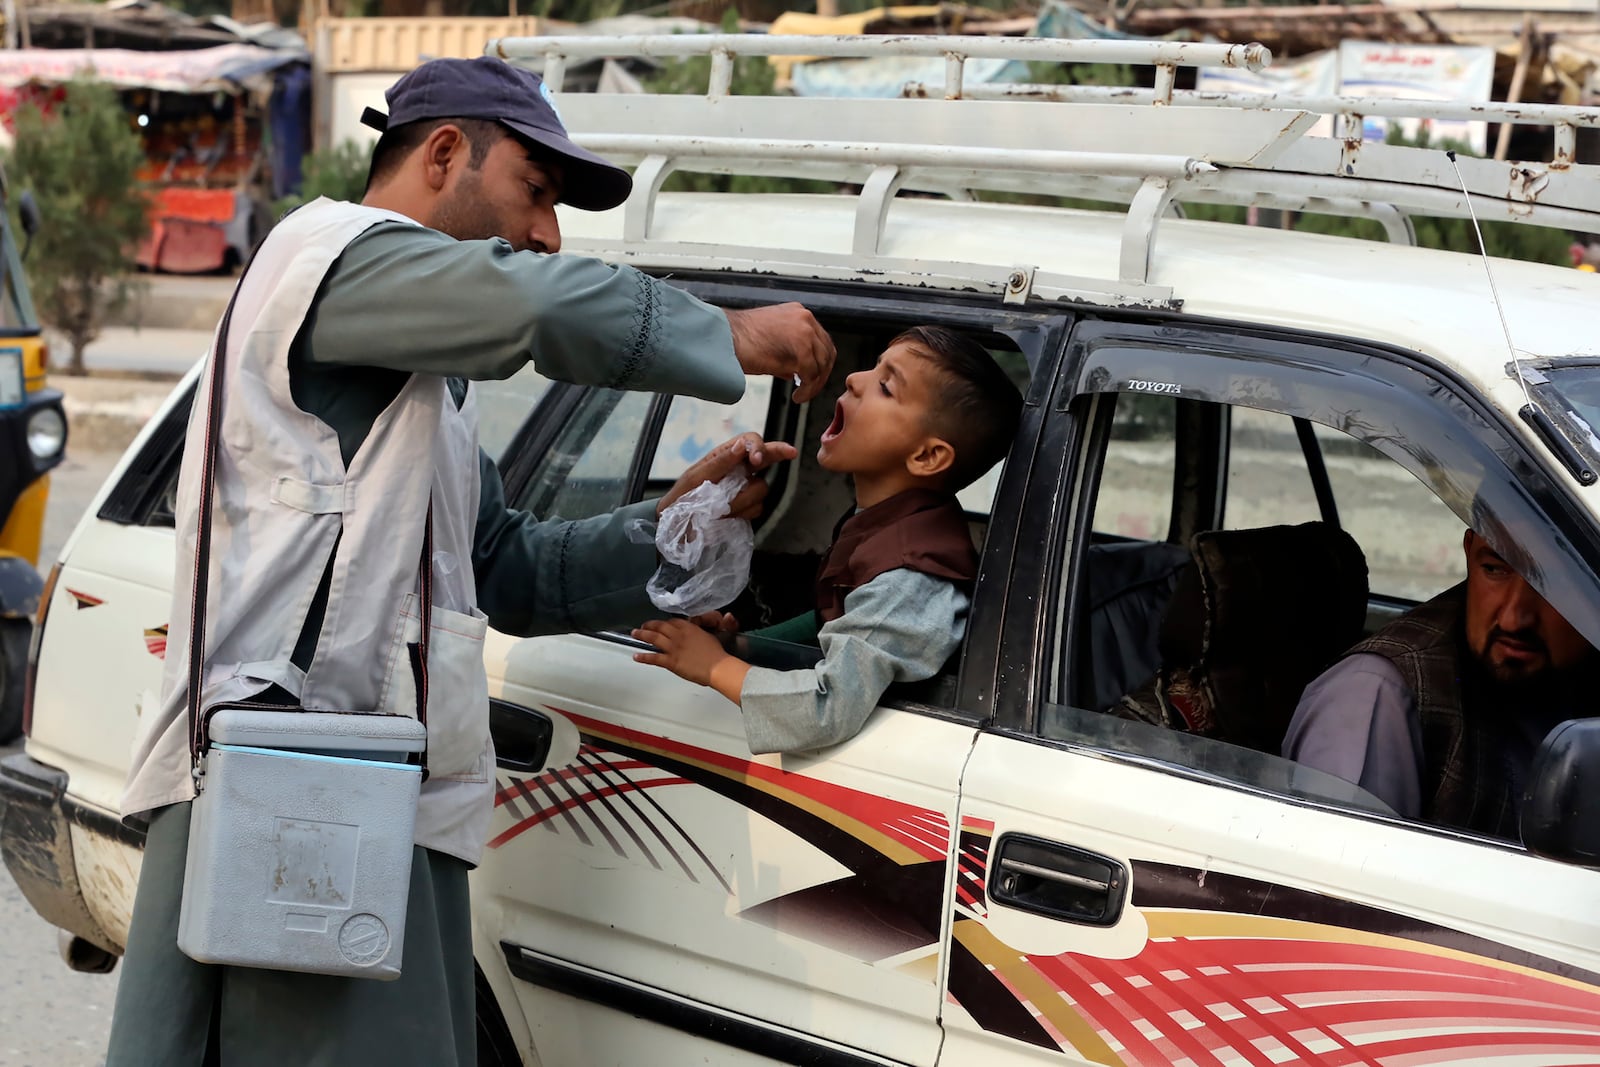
{"left": 8, "top": 34, "right": 1600, "bottom": 1067}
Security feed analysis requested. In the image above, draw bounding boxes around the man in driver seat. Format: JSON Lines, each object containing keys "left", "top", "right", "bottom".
{"left": 1284, "top": 528, "right": 1599, "bottom": 838}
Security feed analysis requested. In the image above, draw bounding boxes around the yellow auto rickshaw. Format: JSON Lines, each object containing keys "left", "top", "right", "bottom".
{"left": 0, "top": 180, "right": 65, "bottom": 740}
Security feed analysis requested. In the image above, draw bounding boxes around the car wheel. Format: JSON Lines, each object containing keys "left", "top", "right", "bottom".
{"left": 476, "top": 963, "right": 523, "bottom": 1067}
{"left": 0, "top": 619, "right": 29, "bottom": 742}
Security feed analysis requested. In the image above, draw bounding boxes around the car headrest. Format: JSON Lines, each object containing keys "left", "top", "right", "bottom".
{"left": 1158, "top": 521, "right": 1370, "bottom": 753}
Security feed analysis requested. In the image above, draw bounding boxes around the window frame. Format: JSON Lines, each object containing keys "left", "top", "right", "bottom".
{"left": 531, "top": 276, "right": 1079, "bottom": 723}
{"left": 1217, "top": 408, "right": 1342, "bottom": 531}
{"left": 631, "top": 381, "right": 792, "bottom": 504}
{"left": 98, "top": 380, "right": 195, "bottom": 527}
{"left": 103, "top": 372, "right": 572, "bottom": 532}
{"left": 991, "top": 312, "right": 1600, "bottom": 788}
{"left": 960, "top": 313, "right": 1600, "bottom": 844}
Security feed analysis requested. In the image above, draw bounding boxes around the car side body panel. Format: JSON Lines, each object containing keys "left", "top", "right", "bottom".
{"left": 479, "top": 628, "right": 969, "bottom": 1065}
{"left": 949, "top": 733, "right": 1600, "bottom": 1064}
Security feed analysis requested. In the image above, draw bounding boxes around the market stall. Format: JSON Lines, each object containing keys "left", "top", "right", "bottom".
{"left": 0, "top": 41, "right": 307, "bottom": 273}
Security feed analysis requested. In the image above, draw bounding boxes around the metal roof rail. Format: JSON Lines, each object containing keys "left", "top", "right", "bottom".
{"left": 899, "top": 79, "right": 1600, "bottom": 240}
{"left": 912, "top": 80, "right": 1600, "bottom": 171}
{"left": 487, "top": 33, "right": 1271, "bottom": 101}
{"left": 484, "top": 33, "right": 1599, "bottom": 304}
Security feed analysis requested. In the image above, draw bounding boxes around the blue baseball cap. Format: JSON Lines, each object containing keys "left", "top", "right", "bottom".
{"left": 361, "top": 56, "right": 632, "bottom": 212}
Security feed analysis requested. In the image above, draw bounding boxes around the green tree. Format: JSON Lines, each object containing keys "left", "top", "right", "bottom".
{"left": 7, "top": 78, "right": 150, "bottom": 375}
{"left": 275, "top": 139, "right": 374, "bottom": 218}
{"left": 1023, "top": 59, "right": 1136, "bottom": 88}
{"left": 642, "top": 10, "right": 833, "bottom": 196}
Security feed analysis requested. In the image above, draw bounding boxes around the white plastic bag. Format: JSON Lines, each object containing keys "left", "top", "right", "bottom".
{"left": 627, "top": 469, "right": 753, "bottom": 616}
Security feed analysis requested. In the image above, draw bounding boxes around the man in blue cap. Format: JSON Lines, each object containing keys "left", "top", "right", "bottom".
{"left": 107, "top": 56, "right": 834, "bottom": 1065}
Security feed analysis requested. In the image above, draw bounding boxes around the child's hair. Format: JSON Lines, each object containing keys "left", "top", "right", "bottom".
{"left": 893, "top": 325, "right": 1024, "bottom": 490}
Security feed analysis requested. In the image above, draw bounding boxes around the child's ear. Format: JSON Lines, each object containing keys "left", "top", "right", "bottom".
{"left": 906, "top": 437, "right": 956, "bottom": 479}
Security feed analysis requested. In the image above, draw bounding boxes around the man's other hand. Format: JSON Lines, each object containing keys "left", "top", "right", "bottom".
{"left": 690, "top": 611, "right": 740, "bottom": 635}
{"left": 726, "top": 304, "right": 836, "bottom": 403}
{"left": 657, "top": 431, "right": 798, "bottom": 520}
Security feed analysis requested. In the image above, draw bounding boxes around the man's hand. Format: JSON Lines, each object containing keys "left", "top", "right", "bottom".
{"left": 726, "top": 304, "right": 836, "bottom": 404}
{"left": 633, "top": 619, "right": 734, "bottom": 687}
{"left": 690, "top": 611, "right": 740, "bottom": 635}
{"left": 657, "top": 432, "right": 798, "bottom": 520}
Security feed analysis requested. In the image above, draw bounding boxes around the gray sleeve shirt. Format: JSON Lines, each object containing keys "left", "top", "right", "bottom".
{"left": 286, "top": 219, "right": 746, "bottom": 640}
{"left": 739, "top": 568, "right": 970, "bottom": 755}
{"left": 1281, "top": 653, "right": 1423, "bottom": 818}
{"left": 303, "top": 221, "right": 745, "bottom": 399}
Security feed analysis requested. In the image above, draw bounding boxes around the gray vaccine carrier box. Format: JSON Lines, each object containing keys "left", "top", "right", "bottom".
{"left": 177, "top": 708, "right": 428, "bottom": 980}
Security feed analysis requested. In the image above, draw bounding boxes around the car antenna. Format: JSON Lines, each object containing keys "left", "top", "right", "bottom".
{"left": 1444, "top": 148, "right": 1597, "bottom": 485}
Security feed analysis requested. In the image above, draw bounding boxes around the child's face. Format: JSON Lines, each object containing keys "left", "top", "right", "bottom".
{"left": 817, "top": 341, "right": 947, "bottom": 484}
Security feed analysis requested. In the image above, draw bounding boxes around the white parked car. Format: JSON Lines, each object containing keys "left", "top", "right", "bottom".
{"left": 8, "top": 34, "right": 1600, "bottom": 1066}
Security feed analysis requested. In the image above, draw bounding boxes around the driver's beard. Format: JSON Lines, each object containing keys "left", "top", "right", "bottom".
{"left": 430, "top": 169, "right": 509, "bottom": 246}
{"left": 1477, "top": 649, "right": 1565, "bottom": 700}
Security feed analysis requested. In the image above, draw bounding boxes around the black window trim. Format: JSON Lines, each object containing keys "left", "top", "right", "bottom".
{"left": 98, "top": 378, "right": 196, "bottom": 527}
{"left": 1217, "top": 408, "right": 1340, "bottom": 535}
{"left": 624, "top": 393, "right": 674, "bottom": 505}
{"left": 991, "top": 310, "right": 1600, "bottom": 757}
{"left": 496, "top": 380, "right": 588, "bottom": 506}
{"left": 1293, "top": 415, "right": 1341, "bottom": 528}
{"left": 624, "top": 379, "right": 799, "bottom": 520}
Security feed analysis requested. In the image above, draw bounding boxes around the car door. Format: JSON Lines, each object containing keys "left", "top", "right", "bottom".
{"left": 474, "top": 296, "right": 1061, "bottom": 1066}
{"left": 944, "top": 321, "right": 1600, "bottom": 1065}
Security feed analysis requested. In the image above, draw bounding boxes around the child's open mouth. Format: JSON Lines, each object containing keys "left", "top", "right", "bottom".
{"left": 821, "top": 399, "right": 846, "bottom": 443}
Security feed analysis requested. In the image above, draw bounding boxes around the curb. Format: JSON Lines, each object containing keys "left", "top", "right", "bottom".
{"left": 100, "top": 277, "right": 233, "bottom": 331}
{"left": 57, "top": 375, "right": 178, "bottom": 454}
{"left": 77, "top": 368, "right": 185, "bottom": 384}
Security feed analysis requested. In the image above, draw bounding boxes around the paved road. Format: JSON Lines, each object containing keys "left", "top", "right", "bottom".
{"left": 8, "top": 283, "right": 223, "bottom": 1060}
{"left": 2, "top": 438, "right": 143, "bottom": 1066}
{"left": 0, "top": 853, "right": 119, "bottom": 1067}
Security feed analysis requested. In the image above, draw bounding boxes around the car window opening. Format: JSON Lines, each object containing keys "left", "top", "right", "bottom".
{"left": 1062, "top": 389, "right": 1506, "bottom": 819}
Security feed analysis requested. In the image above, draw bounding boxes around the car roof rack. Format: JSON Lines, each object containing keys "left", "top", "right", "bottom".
{"left": 486, "top": 33, "right": 1600, "bottom": 306}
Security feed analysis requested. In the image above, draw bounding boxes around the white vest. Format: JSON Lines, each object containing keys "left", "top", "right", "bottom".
{"left": 123, "top": 198, "right": 498, "bottom": 864}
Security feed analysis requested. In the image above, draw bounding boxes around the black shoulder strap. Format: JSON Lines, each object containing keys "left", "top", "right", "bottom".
{"left": 186, "top": 248, "right": 432, "bottom": 767}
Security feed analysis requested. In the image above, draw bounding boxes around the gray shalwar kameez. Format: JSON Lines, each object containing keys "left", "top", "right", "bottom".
{"left": 107, "top": 212, "right": 746, "bottom": 1066}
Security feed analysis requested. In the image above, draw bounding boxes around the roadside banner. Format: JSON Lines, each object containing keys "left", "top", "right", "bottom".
{"left": 1196, "top": 50, "right": 1338, "bottom": 137}
{"left": 1337, "top": 42, "right": 1497, "bottom": 152}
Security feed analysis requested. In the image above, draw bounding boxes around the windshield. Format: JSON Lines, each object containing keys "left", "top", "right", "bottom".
{"left": 1542, "top": 364, "right": 1600, "bottom": 448}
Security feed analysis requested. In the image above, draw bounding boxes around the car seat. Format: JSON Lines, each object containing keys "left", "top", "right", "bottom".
{"left": 1081, "top": 540, "right": 1192, "bottom": 712}
{"left": 1113, "top": 522, "right": 1369, "bottom": 755}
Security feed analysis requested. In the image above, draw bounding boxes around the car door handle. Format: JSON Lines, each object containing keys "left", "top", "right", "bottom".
{"left": 490, "top": 699, "right": 553, "bottom": 773}
{"left": 998, "top": 857, "right": 1110, "bottom": 894}
{"left": 988, "top": 833, "right": 1128, "bottom": 926}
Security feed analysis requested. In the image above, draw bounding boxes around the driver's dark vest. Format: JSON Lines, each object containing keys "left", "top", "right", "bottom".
{"left": 815, "top": 489, "right": 978, "bottom": 624}
{"left": 1347, "top": 584, "right": 1516, "bottom": 837}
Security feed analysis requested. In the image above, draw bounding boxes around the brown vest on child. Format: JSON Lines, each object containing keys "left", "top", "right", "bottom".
{"left": 814, "top": 489, "right": 979, "bottom": 624}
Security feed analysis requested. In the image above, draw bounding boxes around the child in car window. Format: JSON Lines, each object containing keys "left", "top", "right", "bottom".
{"left": 632, "top": 325, "right": 1023, "bottom": 753}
